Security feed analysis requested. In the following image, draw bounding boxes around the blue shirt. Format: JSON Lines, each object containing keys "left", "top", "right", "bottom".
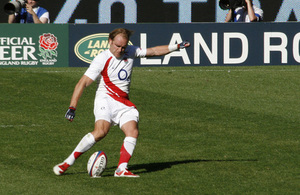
{"left": 234, "top": 5, "right": 263, "bottom": 22}
{"left": 17, "top": 6, "right": 49, "bottom": 23}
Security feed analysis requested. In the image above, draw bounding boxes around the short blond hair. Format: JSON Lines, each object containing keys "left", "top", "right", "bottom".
{"left": 109, "top": 28, "right": 134, "bottom": 41}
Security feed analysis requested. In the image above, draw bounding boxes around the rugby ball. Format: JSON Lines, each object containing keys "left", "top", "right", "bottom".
{"left": 87, "top": 151, "right": 107, "bottom": 177}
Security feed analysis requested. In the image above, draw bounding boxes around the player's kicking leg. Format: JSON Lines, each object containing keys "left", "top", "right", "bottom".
{"left": 53, "top": 133, "right": 96, "bottom": 175}
{"left": 53, "top": 120, "right": 110, "bottom": 175}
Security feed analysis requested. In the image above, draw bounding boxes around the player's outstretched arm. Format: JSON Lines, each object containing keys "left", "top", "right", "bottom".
{"left": 145, "top": 41, "right": 190, "bottom": 57}
{"left": 65, "top": 75, "right": 94, "bottom": 122}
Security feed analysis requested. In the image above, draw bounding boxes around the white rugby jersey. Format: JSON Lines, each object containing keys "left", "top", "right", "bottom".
{"left": 84, "top": 45, "right": 147, "bottom": 107}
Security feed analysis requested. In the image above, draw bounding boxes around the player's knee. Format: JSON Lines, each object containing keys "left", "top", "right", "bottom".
{"left": 131, "top": 128, "right": 139, "bottom": 138}
{"left": 125, "top": 127, "right": 139, "bottom": 138}
{"left": 91, "top": 129, "right": 108, "bottom": 142}
{"left": 92, "top": 120, "right": 111, "bottom": 141}
{"left": 121, "top": 121, "right": 139, "bottom": 138}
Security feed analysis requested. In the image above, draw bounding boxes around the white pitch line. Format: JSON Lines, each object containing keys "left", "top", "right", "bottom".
{"left": 0, "top": 124, "right": 42, "bottom": 128}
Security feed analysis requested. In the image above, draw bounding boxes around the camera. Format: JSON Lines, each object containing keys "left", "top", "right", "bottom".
{"left": 219, "top": 0, "right": 230, "bottom": 10}
{"left": 219, "top": 0, "right": 246, "bottom": 10}
{"left": 4, "top": 0, "right": 27, "bottom": 15}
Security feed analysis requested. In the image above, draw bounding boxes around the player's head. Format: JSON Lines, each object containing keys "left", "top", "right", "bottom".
{"left": 109, "top": 28, "right": 133, "bottom": 43}
{"left": 109, "top": 28, "right": 134, "bottom": 58}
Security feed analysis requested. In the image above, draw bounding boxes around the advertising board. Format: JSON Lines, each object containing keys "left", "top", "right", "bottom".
{"left": 1, "top": 22, "right": 299, "bottom": 67}
{"left": 69, "top": 23, "right": 300, "bottom": 67}
{"left": 0, "top": 24, "right": 68, "bottom": 67}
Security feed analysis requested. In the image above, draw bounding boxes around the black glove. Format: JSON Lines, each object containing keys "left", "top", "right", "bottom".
{"left": 179, "top": 41, "right": 190, "bottom": 49}
{"left": 65, "top": 106, "right": 76, "bottom": 121}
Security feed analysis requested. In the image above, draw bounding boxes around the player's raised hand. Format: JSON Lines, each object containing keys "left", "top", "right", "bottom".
{"left": 179, "top": 41, "right": 191, "bottom": 49}
{"left": 65, "top": 107, "right": 76, "bottom": 122}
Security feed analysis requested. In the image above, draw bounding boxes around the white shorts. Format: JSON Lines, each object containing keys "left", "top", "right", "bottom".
{"left": 94, "top": 93, "right": 139, "bottom": 128}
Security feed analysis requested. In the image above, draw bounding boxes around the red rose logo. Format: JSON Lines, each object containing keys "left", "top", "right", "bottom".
{"left": 38, "top": 33, "right": 58, "bottom": 60}
{"left": 39, "top": 33, "right": 58, "bottom": 50}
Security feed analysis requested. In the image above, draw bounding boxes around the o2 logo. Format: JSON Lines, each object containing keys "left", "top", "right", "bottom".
{"left": 118, "top": 69, "right": 130, "bottom": 81}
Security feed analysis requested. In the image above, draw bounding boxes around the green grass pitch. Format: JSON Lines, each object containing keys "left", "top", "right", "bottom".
{"left": 0, "top": 66, "right": 299, "bottom": 194}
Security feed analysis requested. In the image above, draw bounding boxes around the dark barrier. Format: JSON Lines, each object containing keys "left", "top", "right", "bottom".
{"left": 0, "top": 0, "right": 299, "bottom": 23}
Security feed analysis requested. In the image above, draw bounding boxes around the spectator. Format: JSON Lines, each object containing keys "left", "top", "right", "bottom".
{"left": 8, "top": 0, "right": 49, "bottom": 23}
{"left": 225, "top": 0, "right": 263, "bottom": 22}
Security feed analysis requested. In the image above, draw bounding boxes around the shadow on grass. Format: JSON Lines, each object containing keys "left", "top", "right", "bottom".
{"left": 61, "top": 158, "right": 257, "bottom": 177}
{"left": 128, "top": 159, "right": 258, "bottom": 174}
